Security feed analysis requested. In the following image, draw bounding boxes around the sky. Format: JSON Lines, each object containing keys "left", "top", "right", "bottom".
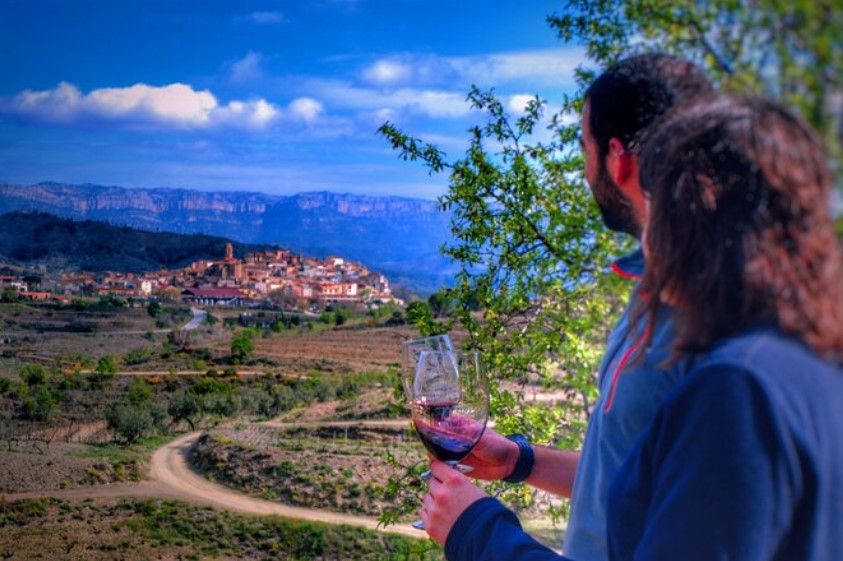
{"left": 0, "top": 0, "right": 586, "bottom": 201}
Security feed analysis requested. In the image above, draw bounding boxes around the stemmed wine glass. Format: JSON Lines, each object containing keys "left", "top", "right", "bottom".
{"left": 401, "top": 342, "right": 489, "bottom": 529}
{"left": 401, "top": 335, "right": 455, "bottom": 386}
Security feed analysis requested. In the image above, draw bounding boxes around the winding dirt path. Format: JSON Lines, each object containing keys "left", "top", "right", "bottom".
{"left": 4, "top": 431, "right": 423, "bottom": 538}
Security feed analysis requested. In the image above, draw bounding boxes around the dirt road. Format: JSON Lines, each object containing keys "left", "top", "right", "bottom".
{"left": 4, "top": 431, "right": 423, "bottom": 539}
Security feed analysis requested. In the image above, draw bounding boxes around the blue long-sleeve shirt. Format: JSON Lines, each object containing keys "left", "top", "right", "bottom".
{"left": 445, "top": 328, "right": 843, "bottom": 561}
{"left": 566, "top": 249, "right": 692, "bottom": 561}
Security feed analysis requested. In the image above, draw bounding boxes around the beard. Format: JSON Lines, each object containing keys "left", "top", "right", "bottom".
{"left": 590, "top": 162, "right": 641, "bottom": 238}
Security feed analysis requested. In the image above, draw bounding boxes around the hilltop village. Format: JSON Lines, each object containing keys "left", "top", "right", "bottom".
{"left": 1, "top": 243, "right": 400, "bottom": 308}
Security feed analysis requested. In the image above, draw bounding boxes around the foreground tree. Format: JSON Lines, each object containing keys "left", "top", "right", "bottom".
{"left": 380, "top": 90, "right": 627, "bottom": 521}
{"left": 550, "top": 0, "right": 842, "bottom": 182}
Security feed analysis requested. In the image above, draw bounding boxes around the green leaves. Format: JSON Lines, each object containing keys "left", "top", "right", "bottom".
{"left": 230, "top": 328, "right": 257, "bottom": 364}
{"left": 379, "top": 82, "right": 630, "bottom": 514}
{"left": 550, "top": 0, "right": 843, "bottom": 184}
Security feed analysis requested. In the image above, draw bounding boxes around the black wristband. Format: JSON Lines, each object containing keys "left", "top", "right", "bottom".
{"left": 503, "top": 433, "right": 534, "bottom": 483}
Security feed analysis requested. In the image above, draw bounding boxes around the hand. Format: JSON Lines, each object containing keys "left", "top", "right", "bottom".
{"left": 456, "top": 427, "right": 519, "bottom": 481}
{"left": 420, "top": 460, "right": 490, "bottom": 545}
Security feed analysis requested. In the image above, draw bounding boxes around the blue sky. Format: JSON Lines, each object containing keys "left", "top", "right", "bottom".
{"left": 0, "top": 1, "right": 584, "bottom": 200}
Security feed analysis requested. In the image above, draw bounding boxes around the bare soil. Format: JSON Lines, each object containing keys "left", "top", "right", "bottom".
{"left": 0, "top": 440, "right": 139, "bottom": 493}
{"left": 190, "top": 424, "right": 421, "bottom": 518}
{"left": 0, "top": 303, "right": 177, "bottom": 375}
{"left": 248, "top": 324, "right": 420, "bottom": 375}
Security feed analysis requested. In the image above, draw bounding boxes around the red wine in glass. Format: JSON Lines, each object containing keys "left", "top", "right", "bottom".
{"left": 402, "top": 348, "right": 489, "bottom": 530}
{"left": 413, "top": 401, "right": 485, "bottom": 462}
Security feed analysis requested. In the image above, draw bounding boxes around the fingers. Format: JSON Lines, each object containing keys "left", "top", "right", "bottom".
{"left": 419, "top": 462, "right": 490, "bottom": 546}
{"left": 419, "top": 493, "right": 433, "bottom": 528}
{"left": 423, "top": 492, "right": 435, "bottom": 512}
{"left": 426, "top": 461, "right": 460, "bottom": 511}
{"left": 430, "top": 459, "right": 463, "bottom": 483}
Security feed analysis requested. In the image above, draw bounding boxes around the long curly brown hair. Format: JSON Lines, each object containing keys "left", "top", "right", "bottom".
{"left": 638, "top": 97, "right": 843, "bottom": 362}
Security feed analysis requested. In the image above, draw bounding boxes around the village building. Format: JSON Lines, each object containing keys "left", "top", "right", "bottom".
{"left": 18, "top": 291, "right": 52, "bottom": 301}
{"left": 181, "top": 287, "right": 245, "bottom": 306}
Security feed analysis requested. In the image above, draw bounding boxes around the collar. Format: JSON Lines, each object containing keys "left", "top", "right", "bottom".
{"left": 610, "top": 247, "right": 644, "bottom": 280}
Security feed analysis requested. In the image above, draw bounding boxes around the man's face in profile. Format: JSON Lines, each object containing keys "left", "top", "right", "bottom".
{"left": 581, "top": 100, "right": 640, "bottom": 238}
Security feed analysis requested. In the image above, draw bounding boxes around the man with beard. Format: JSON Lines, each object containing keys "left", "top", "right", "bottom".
{"left": 415, "top": 54, "right": 716, "bottom": 561}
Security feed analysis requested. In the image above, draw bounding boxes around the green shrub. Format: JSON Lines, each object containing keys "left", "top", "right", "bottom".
{"left": 88, "top": 355, "right": 119, "bottom": 389}
{"left": 123, "top": 348, "right": 153, "bottom": 365}
{"left": 57, "top": 370, "right": 85, "bottom": 391}
{"left": 20, "top": 363, "right": 48, "bottom": 386}
{"left": 19, "top": 385, "right": 57, "bottom": 421}
{"left": 126, "top": 378, "right": 153, "bottom": 405}
{"left": 190, "top": 378, "right": 231, "bottom": 396}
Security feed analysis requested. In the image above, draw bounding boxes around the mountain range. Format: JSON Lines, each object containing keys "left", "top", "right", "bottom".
{"left": 0, "top": 182, "right": 456, "bottom": 294}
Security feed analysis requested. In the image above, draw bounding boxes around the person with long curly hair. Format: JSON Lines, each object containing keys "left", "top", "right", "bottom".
{"left": 420, "top": 97, "right": 843, "bottom": 561}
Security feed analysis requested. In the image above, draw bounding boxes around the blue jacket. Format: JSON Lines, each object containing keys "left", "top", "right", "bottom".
{"left": 565, "top": 249, "right": 691, "bottom": 561}
{"left": 444, "top": 328, "right": 843, "bottom": 561}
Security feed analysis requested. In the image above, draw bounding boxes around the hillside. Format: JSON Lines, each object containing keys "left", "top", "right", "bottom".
{"left": 0, "top": 211, "right": 278, "bottom": 273}
{"left": 0, "top": 182, "right": 456, "bottom": 293}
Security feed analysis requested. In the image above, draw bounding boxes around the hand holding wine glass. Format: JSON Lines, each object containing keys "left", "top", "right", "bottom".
{"left": 420, "top": 459, "right": 490, "bottom": 545}
{"left": 400, "top": 343, "right": 489, "bottom": 529}
{"left": 445, "top": 427, "right": 522, "bottom": 481}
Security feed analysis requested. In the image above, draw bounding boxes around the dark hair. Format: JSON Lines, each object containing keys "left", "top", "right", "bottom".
{"left": 639, "top": 97, "right": 843, "bottom": 361}
{"left": 586, "top": 53, "right": 715, "bottom": 160}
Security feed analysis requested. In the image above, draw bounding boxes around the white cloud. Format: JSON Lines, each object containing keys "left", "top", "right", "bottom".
{"left": 360, "top": 54, "right": 449, "bottom": 87}
{"left": 229, "top": 52, "right": 266, "bottom": 83}
{"left": 374, "top": 107, "right": 398, "bottom": 122}
{"left": 361, "top": 48, "right": 583, "bottom": 90}
{"left": 288, "top": 97, "right": 324, "bottom": 122}
{"left": 215, "top": 98, "right": 281, "bottom": 128}
{"left": 472, "top": 48, "right": 585, "bottom": 80}
{"left": 1, "top": 82, "right": 283, "bottom": 131}
{"left": 362, "top": 59, "right": 412, "bottom": 85}
{"left": 245, "top": 11, "right": 285, "bottom": 25}
{"left": 454, "top": 49, "right": 583, "bottom": 84}
{"left": 89, "top": 83, "right": 216, "bottom": 125}
{"left": 401, "top": 89, "right": 468, "bottom": 117}
{"left": 8, "top": 81, "right": 83, "bottom": 123}
{"left": 303, "top": 78, "right": 470, "bottom": 118}
{"left": 346, "top": 48, "right": 583, "bottom": 122}
{"left": 506, "top": 94, "right": 537, "bottom": 114}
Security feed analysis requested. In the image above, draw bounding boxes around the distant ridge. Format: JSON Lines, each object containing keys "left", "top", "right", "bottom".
{"left": 0, "top": 182, "right": 456, "bottom": 294}
{"left": 0, "top": 211, "right": 277, "bottom": 273}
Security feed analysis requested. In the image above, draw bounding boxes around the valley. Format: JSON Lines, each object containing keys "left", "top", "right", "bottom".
{"left": 0, "top": 299, "right": 565, "bottom": 559}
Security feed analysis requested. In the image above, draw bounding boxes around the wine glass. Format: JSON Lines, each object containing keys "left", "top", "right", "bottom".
{"left": 401, "top": 335, "right": 454, "bottom": 396}
{"left": 405, "top": 349, "right": 489, "bottom": 529}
